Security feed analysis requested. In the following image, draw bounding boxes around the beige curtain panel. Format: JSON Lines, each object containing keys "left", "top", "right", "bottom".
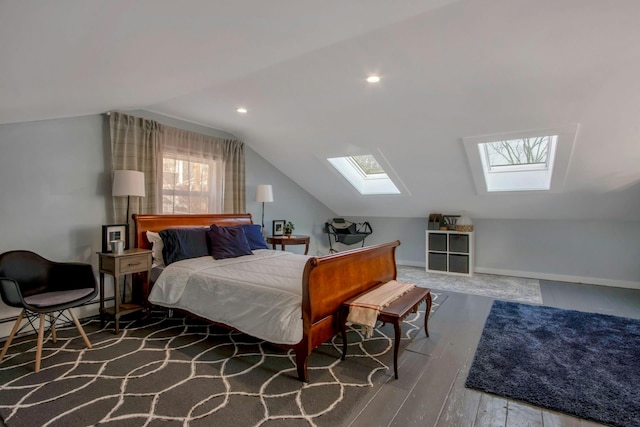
{"left": 109, "top": 112, "right": 245, "bottom": 226}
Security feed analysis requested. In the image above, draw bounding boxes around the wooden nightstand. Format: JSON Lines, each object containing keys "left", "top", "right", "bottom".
{"left": 266, "top": 235, "right": 310, "bottom": 255}
{"left": 98, "top": 248, "right": 152, "bottom": 333}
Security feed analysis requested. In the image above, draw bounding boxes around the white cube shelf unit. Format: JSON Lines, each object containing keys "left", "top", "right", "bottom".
{"left": 426, "top": 230, "right": 474, "bottom": 276}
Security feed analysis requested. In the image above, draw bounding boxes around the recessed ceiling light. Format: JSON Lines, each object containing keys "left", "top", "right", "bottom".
{"left": 366, "top": 75, "right": 380, "bottom": 83}
{"left": 236, "top": 107, "right": 248, "bottom": 114}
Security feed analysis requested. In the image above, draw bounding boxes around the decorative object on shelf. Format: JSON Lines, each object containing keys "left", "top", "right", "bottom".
{"left": 272, "top": 219, "right": 285, "bottom": 236}
{"left": 428, "top": 213, "right": 442, "bottom": 230}
{"left": 284, "top": 221, "right": 295, "bottom": 236}
{"left": 112, "top": 170, "right": 145, "bottom": 223}
{"left": 442, "top": 215, "right": 460, "bottom": 230}
{"left": 455, "top": 214, "right": 474, "bottom": 232}
{"left": 255, "top": 184, "right": 274, "bottom": 237}
{"left": 101, "top": 224, "right": 129, "bottom": 253}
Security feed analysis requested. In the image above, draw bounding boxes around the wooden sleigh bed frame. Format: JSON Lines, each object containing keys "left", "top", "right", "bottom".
{"left": 133, "top": 213, "right": 400, "bottom": 382}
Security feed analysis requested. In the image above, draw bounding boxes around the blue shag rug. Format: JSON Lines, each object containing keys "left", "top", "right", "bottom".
{"left": 465, "top": 300, "right": 640, "bottom": 427}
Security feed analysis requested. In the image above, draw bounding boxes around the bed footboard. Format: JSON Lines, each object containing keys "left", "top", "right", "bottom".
{"left": 295, "top": 240, "right": 400, "bottom": 381}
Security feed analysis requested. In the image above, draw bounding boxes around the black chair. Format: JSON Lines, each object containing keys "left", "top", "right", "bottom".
{"left": 325, "top": 218, "right": 373, "bottom": 253}
{"left": 0, "top": 250, "right": 98, "bottom": 372}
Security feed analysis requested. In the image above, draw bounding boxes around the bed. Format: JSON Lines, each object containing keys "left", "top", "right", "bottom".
{"left": 133, "top": 213, "right": 400, "bottom": 382}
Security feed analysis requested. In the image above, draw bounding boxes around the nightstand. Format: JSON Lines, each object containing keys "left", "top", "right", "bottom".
{"left": 98, "top": 248, "right": 152, "bottom": 333}
{"left": 266, "top": 235, "right": 310, "bottom": 255}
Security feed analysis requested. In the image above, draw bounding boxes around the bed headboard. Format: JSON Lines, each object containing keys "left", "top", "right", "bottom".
{"left": 132, "top": 214, "right": 253, "bottom": 250}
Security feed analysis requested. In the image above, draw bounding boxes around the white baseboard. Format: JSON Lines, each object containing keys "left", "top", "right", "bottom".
{"left": 475, "top": 267, "right": 640, "bottom": 290}
{"left": 396, "top": 259, "right": 425, "bottom": 268}
{"left": 396, "top": 260, "right": 640, "bottom": 290}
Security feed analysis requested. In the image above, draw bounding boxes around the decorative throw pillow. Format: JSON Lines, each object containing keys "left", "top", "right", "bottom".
{"left": 159, "top": 228, "right": 209, "bottom": 265}
{"left": 208, "top": 224, "right": 253, "bottom": 259}
{"left": 242, "top": 224, "right": 269, "bottom": 250}
{"left": 146, "top": 231, "right": 164, "bottom": 267}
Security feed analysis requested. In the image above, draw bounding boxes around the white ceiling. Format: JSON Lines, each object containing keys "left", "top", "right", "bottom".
{"left": 2, "top": 0, "right": 640, "bottom": 220}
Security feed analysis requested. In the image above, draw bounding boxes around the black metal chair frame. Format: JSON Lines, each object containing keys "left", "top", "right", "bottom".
{"left": 0, "top": 250, "right": 98, "bottom": 373}
{"left": 325, "top": 218, "right": 373, "bottom": 253}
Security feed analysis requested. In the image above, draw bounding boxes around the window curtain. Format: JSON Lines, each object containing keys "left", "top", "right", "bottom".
{"left": 109, "top": 112, "right": 163, "bottom": 225}
{"left": 109, "top": 112, "right": 246, "bottom": 223}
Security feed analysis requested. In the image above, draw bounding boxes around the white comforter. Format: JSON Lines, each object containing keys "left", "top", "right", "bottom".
{"left": 148, "top": 249, "right": 310, "bottom": 344}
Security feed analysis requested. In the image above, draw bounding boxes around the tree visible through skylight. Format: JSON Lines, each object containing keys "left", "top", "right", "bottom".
{"left": 463, "top": 125, "right": 578, "bottom": 194}
{"left": 351, "top": 155, "right": 385, "bottom": 175}
{"left": 483, "top": 137, "right": 551, "bottom": 171}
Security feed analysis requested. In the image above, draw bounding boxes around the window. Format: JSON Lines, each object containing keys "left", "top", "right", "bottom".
{"left": 162, "top": 153, "right": 223, "bottom": 214}
{"left": 481, "top": 136, "right": 552, "bottom": 172}
{"left": 463, "top": 125, "right": 578, "bottom": 194}
{"left": 327, "top": 154, "right": 401, "bottom": 195}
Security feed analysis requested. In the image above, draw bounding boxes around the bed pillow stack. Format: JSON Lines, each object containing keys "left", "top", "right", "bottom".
{"left": 242, "top": 224, "right": 269, "bottom": 250}
{"left": 148, "top": 223, "right": 270, "bottom": 266}
{"left": 207, "top": 224, "right": 253, "bottom": 259}
{"left": 159, "top": 228, "right": 210, "bottom": 265}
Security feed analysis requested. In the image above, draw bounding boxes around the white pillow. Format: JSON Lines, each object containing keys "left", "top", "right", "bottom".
{"left": 146, "top": 231, "right": 164, "bottom": 267}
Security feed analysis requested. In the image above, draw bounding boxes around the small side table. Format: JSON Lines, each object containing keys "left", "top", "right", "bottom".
{"left": 98, "top": 248, "right": 152, "bottom": 333}
{"left": 267, "top": 235, "right": 310, "bottom": 255}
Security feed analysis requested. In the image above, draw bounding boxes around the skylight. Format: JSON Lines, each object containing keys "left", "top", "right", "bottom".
{"left": 482, "top": 137, "right": 552, "bottom": 171}
{"left": 328, "top": 154, "right": 400, "bottom": 195}
{"left": 463, "top": 125, "right": 578, "bottom": 194}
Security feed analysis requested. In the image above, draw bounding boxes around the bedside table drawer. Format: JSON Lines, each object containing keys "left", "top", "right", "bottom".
{"left": 119, "top": 254, "right": 151, "bottom": 274}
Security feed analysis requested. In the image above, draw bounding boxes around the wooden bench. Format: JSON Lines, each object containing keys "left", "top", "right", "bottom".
{"left": 340, "top": 286, "right": 432, "bottom": 379}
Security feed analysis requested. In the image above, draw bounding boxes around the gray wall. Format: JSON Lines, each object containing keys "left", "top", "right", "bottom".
{"left": 342, "top": 216, "right": 428, "bottom": 266}
{"left": 473, "top": 218, "right": 640, "bottom": 288}
{"left": 347, "top": 216, "right": 640, "bottom": 289}
{"left": 0, "top": 115, "right": 108, "bottom": 335}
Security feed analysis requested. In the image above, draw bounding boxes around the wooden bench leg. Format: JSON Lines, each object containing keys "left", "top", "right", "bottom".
{"left": 340, "top": 308, "right": 348, "bottom": 361}
{"left": 424, "top": 292, "right": 432, "bottom": 337}
{"left": 392, "top": 320, "right": 401, "bottom": 379}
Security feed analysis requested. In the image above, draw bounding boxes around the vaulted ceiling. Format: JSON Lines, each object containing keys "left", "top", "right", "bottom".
{"left": 2, "top": 0, "right": 640, "bottom": 220}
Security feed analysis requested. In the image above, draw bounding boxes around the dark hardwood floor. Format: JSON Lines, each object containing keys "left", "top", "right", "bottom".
{"left": 344, "top": 280, "right": 640, "bottom": 427}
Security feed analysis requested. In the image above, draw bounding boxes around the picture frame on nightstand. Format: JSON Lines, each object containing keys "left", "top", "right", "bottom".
{"left": 101, "top": 224, "right": 129, "bottom": 253}
{"left": 272, "top": 220, "right": 285, "bottom": 236}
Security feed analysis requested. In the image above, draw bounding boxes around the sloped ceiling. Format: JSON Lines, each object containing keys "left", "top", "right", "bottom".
{"left": 2, "top": 0, "right": 640, "bottom": 220}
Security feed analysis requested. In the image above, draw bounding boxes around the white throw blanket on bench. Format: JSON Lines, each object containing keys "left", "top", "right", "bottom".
{"left": 346, "top": 280, "right": 416, "bottom": 338}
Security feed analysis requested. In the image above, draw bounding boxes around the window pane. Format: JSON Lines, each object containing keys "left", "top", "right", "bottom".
{"left": 162, "top": 154, "right": 217, "bottom": 214}
{"left": 163, "top": 158, "right": 177, "bottom": 189}
{"left": 350, "top": 155, "right": 385, "bottom": 175}
{"left": 162, "top": 195, "right": 175, "bottom": 214}
{"left": 483, "top": 137, "right": 551, "bottom": 169}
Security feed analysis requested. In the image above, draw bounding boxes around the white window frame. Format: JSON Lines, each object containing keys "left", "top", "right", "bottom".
{"left": 327, "top": 154, "right": 401, "bottom": 195}
{"left": 161, "top": 152, "right": 223, "bottom": 214}
{"left": 462, "top": 124, "right": 579, "bottom": 194}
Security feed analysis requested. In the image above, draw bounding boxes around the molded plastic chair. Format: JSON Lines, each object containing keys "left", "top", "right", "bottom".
{"left": 325, "top": 218, "right": 373, "bottom": 253}
{"left": 0, "top": 250, "right": 98, "bottom": 372}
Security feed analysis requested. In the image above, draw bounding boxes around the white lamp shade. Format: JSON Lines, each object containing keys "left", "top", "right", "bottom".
{"left": 255, "top": 184, "right": 274, "bottom": 203}
{"left": 112, "top": 170, "right": 145, "bottom": 197}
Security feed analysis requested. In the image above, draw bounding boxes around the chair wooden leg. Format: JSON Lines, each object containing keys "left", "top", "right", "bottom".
{"left": 69, "top": 309, "right": 92, "bottom": 349}
{"left": 0, "top": 309, "right": 25, "bottom": 362}
{"left": 35, "top": 313, "right": 45, "bottom": 373}
{"left": 49, "top": 313, "right": 57, "bottom": 343}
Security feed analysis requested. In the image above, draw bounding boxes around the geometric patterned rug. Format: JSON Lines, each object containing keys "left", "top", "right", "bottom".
{"left": 0, "top": 293, "right": 444, "bottom": 426}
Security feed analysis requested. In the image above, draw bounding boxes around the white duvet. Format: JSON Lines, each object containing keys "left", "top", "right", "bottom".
{"left": 148, "top": 249, "right": 310, "bottom": 344}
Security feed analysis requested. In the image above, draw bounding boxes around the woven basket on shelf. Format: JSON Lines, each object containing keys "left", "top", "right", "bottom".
{"left": 455, "top": 224, "right": 474, "bottom": 232}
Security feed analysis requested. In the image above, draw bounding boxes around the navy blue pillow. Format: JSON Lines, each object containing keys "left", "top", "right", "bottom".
{"left": 242, "top": 224, "right": 269, "bottom": 250}
{"left": 160, "top": 228, "right": 209, "bottom": 265}
{"left": 208, "top": 225, "right": 253, "bottom": 259}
